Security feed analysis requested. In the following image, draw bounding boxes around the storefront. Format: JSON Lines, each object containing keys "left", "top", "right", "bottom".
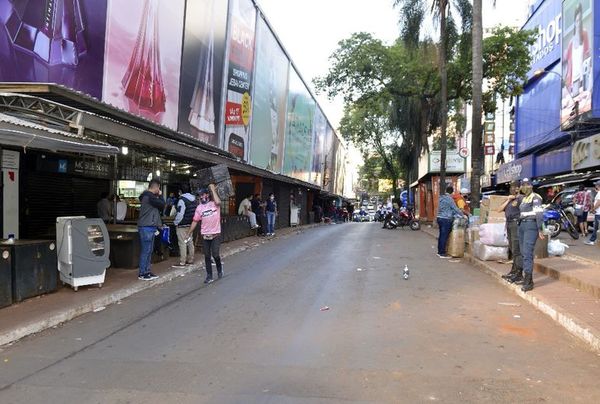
{"left": 496, "top": 155, "right": 535, "bottom": 185}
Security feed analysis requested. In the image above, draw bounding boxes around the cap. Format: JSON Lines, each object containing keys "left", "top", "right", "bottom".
{"left": 460, "top": 188, "right": 469, "bottom": 194}
{"left": 197, "top": 187, "right": 209, "bottom": 195}
{"left": 520, "top": 178, "right": 532, "bottom": 186}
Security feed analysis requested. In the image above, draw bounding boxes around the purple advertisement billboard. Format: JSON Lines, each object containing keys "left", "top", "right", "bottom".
{"left": 102, "top": 0, "right": 185, "bottom": 130}
{"left": 178, "top": 0, "right": 229, "bottom": 146}
{"left": 223, "top": 0, "right": 256, "bottom": 161}
{"left": 249, "top": 16, "right": 289, "bottom": 172}
{"left": 0, "top": 0, "right": 107, "bottom": 99}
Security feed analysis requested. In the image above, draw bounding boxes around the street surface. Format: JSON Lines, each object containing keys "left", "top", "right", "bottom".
{"left": 1, "top": 223, "right": 599, "bottom": 403}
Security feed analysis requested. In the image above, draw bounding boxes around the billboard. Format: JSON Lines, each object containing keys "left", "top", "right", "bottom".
{"left": 561, "top": 0, "right": 593, "bottom": 126}
{"left": 282, "top": 68, "right": 315, "bottom": 182}
{"left": 102, "top": 0, "right": 185, "bottom": 130}
{"left": 309, "top": 107, "right": 327, "bottom": 185}
{"left": 223, "top": 0, "right": 256, "bottom": 160}
{"left": 178, "top": 0, "right": 229, "bottom": 146}
{"left": 323, "top": 123, "right": 335, "bottom": 192}
{"left": 334, "top": 141, "right": 345, "bottom": 196}
{"left": 525, "top": 0, "right": 563, "bottom": 78}
{"left": 0, "top": 0, "right": 107, "bottom": 99}
{"left": 249, "top": 17, "right": 289, "bottom": 172}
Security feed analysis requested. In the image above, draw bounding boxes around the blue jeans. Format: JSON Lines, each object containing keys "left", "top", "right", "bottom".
{"left": 138, "top": 227, "right": 156, "bottom": 276}
{"left": 437, "top": 217, "right": 453, "bottom": 255}
{"left": 266, "top": 211, "right": 276, "bottom": 234}
{"left": 518, "top": 220, "right": 538, "bottom": 275}
{"left": 590, "top": 214, "right": 600, "bottom": 242}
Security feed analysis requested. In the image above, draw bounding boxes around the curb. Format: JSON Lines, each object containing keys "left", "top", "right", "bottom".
{"left": 0, "top": 224, "right": 322, "bottom": 347}
{"left": 421, "top": 228, "right": 600, "bottom": 353}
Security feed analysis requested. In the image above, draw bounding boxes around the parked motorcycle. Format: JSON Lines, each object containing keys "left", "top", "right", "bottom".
{"left": 384, "top": 208, "right": 420, "bottom": 230}
{"left": 544, "top": 204, "right": 579, "bottom": 240}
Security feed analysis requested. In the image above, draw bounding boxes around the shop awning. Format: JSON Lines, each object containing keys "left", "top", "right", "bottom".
{"left": 0, "top": 113, "right": 119, "bottom": 157}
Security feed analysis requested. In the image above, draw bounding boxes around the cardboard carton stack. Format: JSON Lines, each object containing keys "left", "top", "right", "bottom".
{"left": 480, "top": 196, "right": 509, "bottom": 224}
{"left": 190, "top": 164, "right": 235, "bottom": 200}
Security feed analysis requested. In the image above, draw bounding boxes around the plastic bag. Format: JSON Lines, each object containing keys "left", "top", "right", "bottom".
{"left": 479, "top": 223, "right": 509, "bottom": 247}
{"left": 160, "top": 226, "right": 171, "bottom": 245}
{"left": 447, "top": 228, "right": 465, "bottom": 258}
{"left": 474, "top": 240, "right": 508, "bottom": 261}
{"left": 547, "top": 239, "right": 569, "bottom": 256}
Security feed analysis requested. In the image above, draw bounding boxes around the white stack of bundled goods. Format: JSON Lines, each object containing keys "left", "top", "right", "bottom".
{"left": 475, "top": 223, "right": 509, "bottom": 261}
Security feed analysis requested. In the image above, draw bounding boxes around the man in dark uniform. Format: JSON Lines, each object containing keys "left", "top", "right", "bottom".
{"left": 517, "top": 178, "right": 545, "bottom": 292}
{"left": 499, "top": 181, "right": 523, "bottom": 283}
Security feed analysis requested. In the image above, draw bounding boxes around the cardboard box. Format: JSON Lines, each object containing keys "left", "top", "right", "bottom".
{"left": 488, "top": 195, "right": 510, "bottom": 212}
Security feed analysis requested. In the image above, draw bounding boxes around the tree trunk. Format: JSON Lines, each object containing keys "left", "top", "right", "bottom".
{"left": 438, "top": 0, "right": 448, "bottom": 195}
{"left": 470, "top": 0, "right": 484, "bottom": 209}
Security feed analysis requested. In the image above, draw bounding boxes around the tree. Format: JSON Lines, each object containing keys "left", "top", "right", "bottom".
{"left": 471, "top": 0, "right": 483, "bottom": 208}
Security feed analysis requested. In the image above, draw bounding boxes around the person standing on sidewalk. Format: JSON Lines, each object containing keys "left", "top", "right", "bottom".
{"left": 437, "top": 185, "right": 466, "bottom": 259}
{"left": 186, "top": 184, "right": 223, "bottom": 284}
{"left": 173, "top": 184, "right": 198, "bottom": 267}
{"left": 499, "top": 182, "right": 524, "bottom": 283}
{"left": 137, "top": 179, "right": 165, "bottom": 281}
{"left": 584, "top": 180, "right": 600, "bottom": 246}
{"left": 573, "top": 184, "right": 592, "bottom": 237}
{"left": 518, "top": 178, "right": 545, "bottom": 292}
{"left": 266, "top": 193, "right": 278, "bottom": 236}
{"left": 251, "top": 194, "right": 265, "bottom": 236}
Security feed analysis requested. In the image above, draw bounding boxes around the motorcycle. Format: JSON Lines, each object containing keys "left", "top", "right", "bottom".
{"left": 544, "top": 203, "right": 579, "bottom": 240}
{"left": 384, "top": 207, "right": 420, "bottom": 231}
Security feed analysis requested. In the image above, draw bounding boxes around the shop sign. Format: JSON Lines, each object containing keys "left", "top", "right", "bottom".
{"left": 72, "top": 160, "right": 112, "bottom": 179}
{"left": 428, "top": 150, "right": 466, "bottom": 174}
{"left": 526, "top": 0, "right": 562, "bottom": 78}
{"left": 572, "top": 132, "right": 600, "bottom": 170}
{"left": 1, "top": 150, "right": 19, "bottom": 169}
{"left": 496, "top": 155, "right": 535, "bottom": 184}
{"left": 481, "top": 174, "right": 492, "bottom": 188}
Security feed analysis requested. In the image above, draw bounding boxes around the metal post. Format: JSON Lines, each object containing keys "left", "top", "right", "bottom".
{"left": 113, "top": 154, "right": 118, "bottom": 225}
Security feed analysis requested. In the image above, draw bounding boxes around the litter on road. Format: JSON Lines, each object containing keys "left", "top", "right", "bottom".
{"left": 93, "top": 306, "right": 106, "bottom": 313}
{"left": 513, "top": 315, "right": 521, "bottom": 319}
{"left": 498, "top": 302, "right": 521, "bottom": 307}
{"left": 320, "top": 306, "right": 330, "bottom": 311}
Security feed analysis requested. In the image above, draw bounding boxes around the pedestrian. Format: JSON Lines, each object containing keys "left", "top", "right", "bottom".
{"left": 97, "top": 192, "right": 112, "bottom": 223}
{"left": 115, "top": 195, "right": 128, "bottom": 222}
{"left": 238, "top": 193, "right": 259, "bottom": 229}
{"left": 164, "top": 192, "right": 177, "bottom": 216}
{"left": 137, "top": 179, "right": 165, "bottom": 281}
{"left": 437, "top": 185, "right": 466, "bottom": 259}
{"left": 517, "top": 178, "right": 545, "bottom": 292}
{"left": 584, "top": 180, "right": 600, "bottom": 246}
{"left": 251, "top": 194, "right": 265, "bottom": 235}
{"left": 452, "top": 188, "right": 471, "bottom": 215}
{"left": 265, "top": 192, "right": 278, "bottom": 236}
{"left": 186, "top": 184, "right": 223, "bottom": 284}
{"left": 173, "top": 184, "right": 198, "bottom": 267}
{"left": 573, "top": 184, "right": 592, "bottom": 236}
{"left": 498, "top": 181, "right": 523, "bottom": 283}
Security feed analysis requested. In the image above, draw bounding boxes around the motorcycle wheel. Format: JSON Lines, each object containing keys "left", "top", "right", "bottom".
{"left": 409, "top": 220, "right": 421, "bottom": 231}
{"left": 546, "top": 219, "right": 561, "bottom": 238}
{"left": 565, "top": 220, "right": 580, "bottom": 240}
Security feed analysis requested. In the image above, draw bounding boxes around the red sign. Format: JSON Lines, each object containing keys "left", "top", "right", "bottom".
{"left": 484, "top": 145, "right": 495, "bottom": 155}
{"left": 225, "top": 101, "right": 243, "bottom": 125}
{"left": 459, "top": 147, "right": 469, "bottom": 158}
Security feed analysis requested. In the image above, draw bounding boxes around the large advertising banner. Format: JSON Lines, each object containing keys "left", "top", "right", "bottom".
{"left": 334, "top": 143, "right": 345, "bottom": 196}
{"left": 561, "top": 0, "right": 593, "bottom": 126}
{"left": 102, "top": 0, "right": 184, "bottom": 130}
{"left": 309, "top": 107, "right": 327, "bottom": 185}
{"left": 323, "top": 123, "right": 335, "bottom": 192}
{"left": 0, "top": 0, "right": 107, "bottom": 99}
{"left": 249, "top": 17, "right": 289, "bottom": 172}
{"left": 283, "top": 68, "right": 315, "bottom": 182}
{"left": 223, "top": 0, "right": 256, "bottom": 160}
{"left": 178, "top": 0, "right": 229, "bottom": 146}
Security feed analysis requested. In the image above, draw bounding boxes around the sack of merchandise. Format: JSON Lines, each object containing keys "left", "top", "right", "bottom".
{"left": 447, "top": 228, "right": 465, "bottom": 258}
{"left": 474, "top": 240, "right": 508, "bottom": 261}
{"left": 547, "top": 239, "right": 569, "bottom": 256}
{"left": 479, "top": 223, "right": 509, "bottom": 247}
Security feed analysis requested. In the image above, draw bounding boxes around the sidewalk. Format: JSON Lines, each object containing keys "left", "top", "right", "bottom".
{"left": 423, "top": 225, "right": 600, "bottom": 353}
{"left": 0, "top": 224, "right": 322, "bottom": 347}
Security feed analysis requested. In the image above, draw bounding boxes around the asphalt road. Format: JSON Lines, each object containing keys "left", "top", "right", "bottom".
{"left": 1, "top": 223, "right": 600, "bottom": 403}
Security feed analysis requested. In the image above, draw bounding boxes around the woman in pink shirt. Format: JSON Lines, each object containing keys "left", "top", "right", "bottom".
{"left": 186, "top": 184, "right": 222, "bottom": 284}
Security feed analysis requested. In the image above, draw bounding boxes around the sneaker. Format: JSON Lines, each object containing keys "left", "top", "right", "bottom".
{"left": 217, "top": 269, "right": 224, "bottom": 279}
{"left": 138, "top": 274, "right": 153, "bottom": 281}
{"left": 148, "top": 272, "right": 159, "bottom": 280}
{"left": 204, "top": 277, "right": 214, "bottom": 284}
{"left": 584, "top": 240, "right": 596, "bottom": 246}
{"left": 437, "top": 254, "right": 451, "bottom": 259}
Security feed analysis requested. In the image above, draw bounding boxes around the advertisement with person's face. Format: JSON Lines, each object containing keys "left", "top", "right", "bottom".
{"left": 102, "top": 0, "right": 185, "bottom": 130}
{"left": 178, "top": 0, "right": 228, "bottom": 146}
{"left": 0, "top": 0, "right": 107, "bottom": 99}
{"left": 282, "top": 68, "right": 315, "bottom": 182}
{"left": 249, "top": 17, "right": 289, "bottom": 172}
{"left": 223, "top": 0, "right": 256, "bottom": 161}
{"left": 561, "top": 0, "right": 593, "bottom": 126}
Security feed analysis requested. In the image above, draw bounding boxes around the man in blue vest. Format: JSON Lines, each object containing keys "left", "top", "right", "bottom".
{"left": 173, "top": 183, "right": 198, "bottom": 267}
{"left": 518, "top": 178, "right": 545, "bottom": 292}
